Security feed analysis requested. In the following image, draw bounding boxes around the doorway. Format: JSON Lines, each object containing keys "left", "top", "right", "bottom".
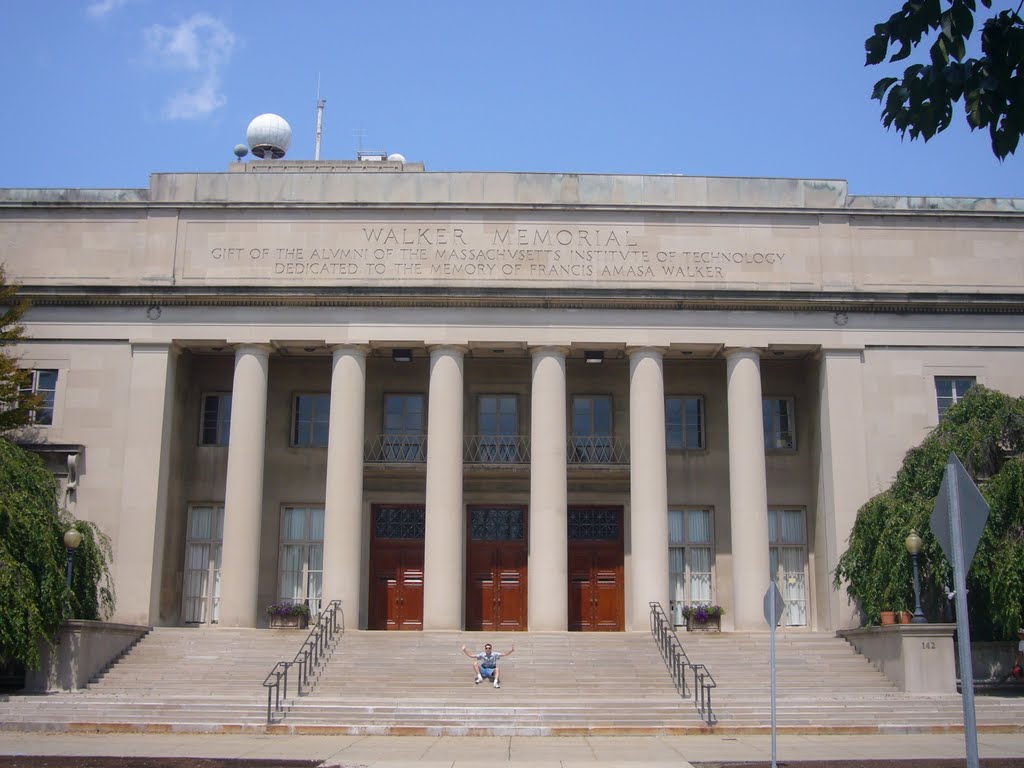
{"left": 567, "top": 506, "right": 624, "bottom": 631}
{"left": 368, "top": 505, "right": 425, "bottom": 630}
{"left": 465, "top": 506, "right": 528, "bottom": 630}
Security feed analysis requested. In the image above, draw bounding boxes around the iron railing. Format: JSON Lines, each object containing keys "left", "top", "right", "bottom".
{"left": 464, "top": 435, "right": 530, "bottom": 464}
{"left": 649, "top": 601, "right": 716, "bottom": 725}
{"left": 364, "top": 434, "right": 426, "bottom": 463}
{"left": 262, "top": 599, "right": 345, "bottom": 724}
{"left": 567, "top": 436, "right": 629, "bottom": 464}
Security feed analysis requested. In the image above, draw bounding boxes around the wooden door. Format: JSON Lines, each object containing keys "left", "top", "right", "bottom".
{"left": 369, "top": 505, "right": 425, "bottom": 630}
{"left": 465, "top": 506, "right": 527, "bottom": 631}
{"left": 567, "top": 506, "right": 624, "bottom": 631}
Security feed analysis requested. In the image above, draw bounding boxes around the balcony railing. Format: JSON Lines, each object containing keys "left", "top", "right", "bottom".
{"left": 364, "top": 434, "right": 426, "bottom": 463}
{"left": 363, "top": 434, "right": 627, "bottom": 465}
{"left": 567, "top": 436, "right": 629, "bottom": 465}
{"left": 464, "top": 435, "right": 530, "bottom": 464}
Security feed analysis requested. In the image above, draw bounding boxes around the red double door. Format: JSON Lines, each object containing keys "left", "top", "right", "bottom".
{"left": 369, "top": 504, "right": 624, "bottom": 632}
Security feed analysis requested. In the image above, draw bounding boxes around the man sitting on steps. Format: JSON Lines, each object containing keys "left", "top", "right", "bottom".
{"left": 461, "top": 641, "right": 514, "bottom": 688}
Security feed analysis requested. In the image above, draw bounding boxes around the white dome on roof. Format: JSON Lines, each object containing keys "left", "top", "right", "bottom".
{"left": 387, "top": 153, "right": 406, "bottom": 163}
{"left": 246, "top": 113, "right": 292, "bottom": 159}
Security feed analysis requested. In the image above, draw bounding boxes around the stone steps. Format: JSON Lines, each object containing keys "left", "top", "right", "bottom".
{"left": 0, "top": 626, "right": 1021, "bottom": 734}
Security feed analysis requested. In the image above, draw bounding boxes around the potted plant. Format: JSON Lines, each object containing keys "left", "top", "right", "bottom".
{"left": 681, "top": 604, "right": 725, "bottom": 632}
{"left": 266, "top": 601, "right": 311, "bottom": 629}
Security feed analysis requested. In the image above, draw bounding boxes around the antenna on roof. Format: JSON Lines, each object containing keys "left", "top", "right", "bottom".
{"left": 314, "top": 76, "right": 326, "bottom": 161}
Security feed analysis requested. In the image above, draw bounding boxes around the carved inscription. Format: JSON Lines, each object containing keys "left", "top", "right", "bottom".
{"left": 197, "top": 223, "right": 794, "bottom": 285}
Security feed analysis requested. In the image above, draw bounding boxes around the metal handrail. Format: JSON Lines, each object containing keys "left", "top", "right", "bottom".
{"left": 464, "top": 435, "right": 530, "bottom": 463}
{"left": 262, "top": 599, "right": 345, "bottom": 724}
{"left": 364, "top": 434, "right": 426, "bottom": 463}
{"left": 649, "top": 601, "right": 716, "bottom": 725}
{"left": 567, "top": 436, "right": 629, "bottom": 464}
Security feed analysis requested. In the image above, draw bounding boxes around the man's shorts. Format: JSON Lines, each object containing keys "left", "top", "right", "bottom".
{"left": 480, "top": 666, "right": 496, "bottom": 679}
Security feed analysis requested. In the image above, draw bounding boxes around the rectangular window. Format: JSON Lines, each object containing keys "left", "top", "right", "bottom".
{"left": 762, "top": 397, "right": 795, "bottom": 451}
{"left": 935, "top": 376, "right": 976, "bottom": 419}
{"left": 383, "top": 393, "right": 425, "bottom": 461}
{"left": 182, "top": 505, "right": 223, "bottom": 624}
{"left": 293, "top": 394, "right": 330, "bottom": 448}
{"left": 668, "top": 508, "right": 714, "bottom": 625}
{"left": 200, "top": 393, "right": 231, "bottom": 445}
{"left": 477, "top": 394, "right": 519, "bottom": 462}
{"left": 571, "top": 395, "right": 613, "bottom": 462}
{"left": 768, "top": 508, "right": 807, "bottom": 627}
{"left": 279, "top": 506, "right": 325, "bottom": 617}
{"left": 665, "top": 396, "right": 705, "bottom": 450}
{"left": 19, "top": 369, "right": 58, "bottom": 426}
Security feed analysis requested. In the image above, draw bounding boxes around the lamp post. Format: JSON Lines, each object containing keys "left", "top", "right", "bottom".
{"left": 904, "top": 528, "right": 927, "bottom": 623}
{"left": 63, "top": 528, "right": 83, "bottom": 591}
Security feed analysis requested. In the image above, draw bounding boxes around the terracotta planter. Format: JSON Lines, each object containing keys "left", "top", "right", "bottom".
{"left": 269, "top": 613, "right": 309, "bottom": 630}
{"left": 880, "top": 610, "right": 897, "bottom": 626}
{"left": 899, "top": 610, "right": 913, "bottom": 624}
{"left": 686, "top": 615, "right": 721, "bottom": 632}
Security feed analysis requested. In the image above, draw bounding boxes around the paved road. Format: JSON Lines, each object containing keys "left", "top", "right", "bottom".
{"left": 0, "top": 732, "right": 1022, "bottom": 767}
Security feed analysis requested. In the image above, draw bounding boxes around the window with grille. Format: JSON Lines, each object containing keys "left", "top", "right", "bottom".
{"left": 19, "top": 369, "right": 57, "bottom": 426}
{"left": 762, "top": 397, "right": 795, "bottom": 451}
{"left": 571, "top": 395, "right": 613, "bottom": 462}
{"left": 374, "top": 506, "right": 426, "bottom": 539}
{"left": 182, "top": 505, "right": 223, "bottom": 624}
{"left": 668, "top": 508, "right": 714, "bottom": 624}
{"left": 470, "top": 507, "right": 525, "bottom": 540}
{"left": 278, "top": 506, "right": 324, "bottom": 616}
{"left": 293, "top": 394, "right": 330, "bottom": 447}
{"left": 478, "top": 395, "right": 519, "bottom": 461}
{"left": 768, "top": 508, "right": 808, "bottom": 627}
{"left": 383, "top": 394, "right": 425, "bottom": 460}
{"left": 665, "top": 396, "right": 704, "bottom": 450}
{"left": 935, "top": 376, "right": 976, "bottom": 419}
{"left": 568, "top": 507, "right": 621, "bottom": 540}
{"left": 200, "top": 393, "right": 231, "bottom": 445}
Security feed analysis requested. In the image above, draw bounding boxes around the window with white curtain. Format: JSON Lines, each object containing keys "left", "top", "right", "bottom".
{"left": 768, "top": 508, "right": 808, "bottom": 627}
{"left": 182, "top": 505, "right": 223, "bottom": 624}
{"left": 668, "top": 508, "right": 714, "bottom": 625}
{"left": 279, "top": 506, "right": 324, "bottom": 616}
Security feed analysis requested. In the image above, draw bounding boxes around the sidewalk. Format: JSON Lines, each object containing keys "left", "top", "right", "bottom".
{"left": 0, "top": 732, "right": 1022, "bottom": 767}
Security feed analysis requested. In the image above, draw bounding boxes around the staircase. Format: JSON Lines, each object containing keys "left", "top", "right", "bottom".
{"left": 0, "top": 626, "right": 1021, "bottom": 734}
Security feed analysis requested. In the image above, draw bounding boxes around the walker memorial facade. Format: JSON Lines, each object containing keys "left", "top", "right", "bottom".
{"left": 2, "top": 158, "right": 1022, "bottom": 634}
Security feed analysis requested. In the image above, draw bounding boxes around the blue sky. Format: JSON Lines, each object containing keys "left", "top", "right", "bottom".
{"left": 3, "top": 1, "right": 1021, "bottom": 197}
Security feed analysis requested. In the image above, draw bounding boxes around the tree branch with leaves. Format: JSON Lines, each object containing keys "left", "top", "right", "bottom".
{"left": 867, "top": 0, "right": 1024, "bottom": 159}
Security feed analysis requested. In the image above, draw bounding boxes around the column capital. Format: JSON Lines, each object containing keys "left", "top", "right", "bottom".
{"left": 626, "top": 345, "right": 668, "bottom": 359}
{"left": 227, "top": 342, "right": 273, "bottom": 359}
{"left": 528, "top": 344, "right": 571, "bottom": 358}
{"left": 426, "top": 344, "right": 467, "bottom": 358}
{"left": 723, "top": 346, "right": 764, "bottom": 360}
{"left": 328, "top": 343, "right": 370, "bottom": 358}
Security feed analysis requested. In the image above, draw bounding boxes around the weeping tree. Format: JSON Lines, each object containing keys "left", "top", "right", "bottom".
{"left": 834, "top": 385, "right": 1024, "bottom": 639}
{"left": 0, "top": 438, "right": 114, "bottom": 670}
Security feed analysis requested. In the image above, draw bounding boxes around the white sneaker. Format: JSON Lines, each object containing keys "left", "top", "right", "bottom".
{"left": 474, "top": 674, "right": 483, "bottom": 684}
{"left": 493, "top": 681, "right": 500, "bottom": 689}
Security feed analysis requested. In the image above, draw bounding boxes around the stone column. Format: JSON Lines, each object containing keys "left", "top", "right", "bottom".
{"left": 628, "top": 347, "right": 669, "bottom": 631}
{"left": 218, "top": 345, "right": 271, "bottom": 628}
{"left": 529, "top": 346, "right": 569, "bottom": 630}
{"left": 725, "top": 348, "right": 771, "bottom": 631}
{"left": 322, "top": 345, "right": 367, "bottom": 626}
{"left": 423, "top": 345, "right": 465, "bottom": 629}
{"left": 115, "top": 342, "right": 179, "bottom": 625}
{"left": 816, "top": 348, "right": 870, "bottom": 631}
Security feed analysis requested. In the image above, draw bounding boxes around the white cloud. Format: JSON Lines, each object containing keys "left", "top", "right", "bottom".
{"left": 144, "top": 13, "right": 236, "bottom": 120}
{"left": 86, "top": 0, "right": 131, "bottom": 18}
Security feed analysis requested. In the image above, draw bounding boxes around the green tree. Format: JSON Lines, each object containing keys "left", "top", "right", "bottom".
{"left": 834, "top": 385, "right": 1024, "bottom": 639}
{"left": 866, "top": 0, "right": 1024, "bottom": 159}
{"left": 0, "top": 439, "right": 114, "bottom": 669}
{"left": 0, "top": 265, "right": 43, "bottom": 431}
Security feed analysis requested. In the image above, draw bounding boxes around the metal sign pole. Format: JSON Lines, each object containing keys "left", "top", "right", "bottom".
{"left": 770, "top": 584, "right": 778, "bottom": 768}
{"left": 947, "top": 461, "right": 980, "bottom": 768}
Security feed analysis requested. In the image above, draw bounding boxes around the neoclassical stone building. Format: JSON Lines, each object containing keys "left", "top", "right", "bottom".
{"left": 2, "top": 156, "right": 1021, "bottom": 634}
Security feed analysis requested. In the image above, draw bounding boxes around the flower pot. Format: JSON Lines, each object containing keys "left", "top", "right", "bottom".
{"left": 899, "top": 610, "right": 913, "bottom": 624}
{"left": 880, "top": 610, "right": 897, "bottom": 626}
{"left": 269, "top": 613, "right": 309, "bottom": 630}
{"left": 686, "top": 615, "right": 721, "bottom": 632}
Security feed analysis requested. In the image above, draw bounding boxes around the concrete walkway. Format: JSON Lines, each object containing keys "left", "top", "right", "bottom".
{"left": 0, "top": 732, "right": 1022, "bottom": 766}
